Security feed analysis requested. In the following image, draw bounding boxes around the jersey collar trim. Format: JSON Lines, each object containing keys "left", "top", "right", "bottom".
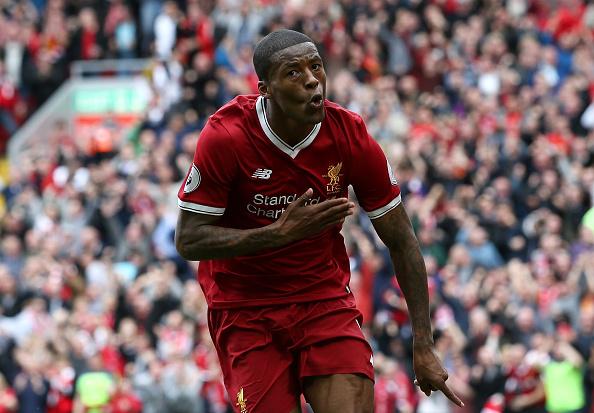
{"left": 256, "top": 96, "right": 321, "bottom": 159}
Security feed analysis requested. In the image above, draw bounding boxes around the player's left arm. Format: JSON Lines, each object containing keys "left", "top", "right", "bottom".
{"left": 347, "top": 113, "right": 462, "bottom": 406}
{"left": 371, "top": 203, "right": 463, "bottom": 407}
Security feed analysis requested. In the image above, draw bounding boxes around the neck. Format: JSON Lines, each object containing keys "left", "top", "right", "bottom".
{"left": 265, "top": 98, "right": 316, "bottom": 147}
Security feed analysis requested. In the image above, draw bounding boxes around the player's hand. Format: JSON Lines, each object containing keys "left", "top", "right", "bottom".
{"left": 273, "top": 188, "right": 355, "bottom": 242}
{"left": 413, "top": 344, "right": 464, "bottom": 407}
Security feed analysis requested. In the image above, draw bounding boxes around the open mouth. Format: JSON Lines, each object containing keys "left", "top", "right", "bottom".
{"left": 309, "top": 94, "right": 324, "bottom": 108}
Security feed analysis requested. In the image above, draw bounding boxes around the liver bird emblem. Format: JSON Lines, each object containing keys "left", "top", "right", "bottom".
{"left": 236, "top": 388, "right": 248, "bottom": 413}
{"left": 327, "top": 162, "right": 343, "bottom": 186}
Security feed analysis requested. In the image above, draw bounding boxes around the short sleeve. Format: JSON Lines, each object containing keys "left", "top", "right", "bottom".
{"left": 177, "top": 119, "right": 237, "bottom": 216}
{"left": 350, "top": 117, "right": 401, "bottom": 219}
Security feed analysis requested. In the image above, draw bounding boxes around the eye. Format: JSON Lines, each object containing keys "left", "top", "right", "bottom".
{"left": 287, "top": 70, "right": 299, "bottom": 78}
{"left": 312, "top": 63, "right": 322, "bottom": 71}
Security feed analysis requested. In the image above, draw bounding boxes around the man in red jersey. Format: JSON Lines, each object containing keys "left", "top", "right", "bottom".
{"left": 175, "top": 29, "right": 462, "bottom": 413}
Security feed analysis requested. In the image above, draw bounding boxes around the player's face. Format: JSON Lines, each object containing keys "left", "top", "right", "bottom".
{"left": 264, "top": 42, "right": 327, "bottom": 124}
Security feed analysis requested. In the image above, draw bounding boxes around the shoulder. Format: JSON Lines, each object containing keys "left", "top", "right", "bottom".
{"left": 202, "top": 94, "right": 259, "bottom": 142}
{"left": 323, "top": 100, "right": 369, "bottom": 143}
{"left": 324, "top": 100, "right": 368, "bottom": 138}
{"left": 324, "top": 100, "right": 366, "bottom": 127}
{"left": 209, "top": 94, "right": 259, "bottom": 125}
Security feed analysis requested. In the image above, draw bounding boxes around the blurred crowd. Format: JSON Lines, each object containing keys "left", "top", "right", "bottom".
{"left": 1, "top": 0, "right": 594, "bottom": 412}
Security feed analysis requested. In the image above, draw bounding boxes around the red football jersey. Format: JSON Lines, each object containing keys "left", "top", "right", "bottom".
{"left": 178, "top": 95, "right": 401, "bottom": 308}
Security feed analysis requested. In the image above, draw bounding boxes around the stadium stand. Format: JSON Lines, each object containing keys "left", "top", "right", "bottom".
{"left": 1, "top": 0, "right": 594, "bottom": 412}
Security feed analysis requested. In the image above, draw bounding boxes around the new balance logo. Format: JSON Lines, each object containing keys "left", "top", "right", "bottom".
{"left": 252, "top": 168, "right": 272, "bottom": 179}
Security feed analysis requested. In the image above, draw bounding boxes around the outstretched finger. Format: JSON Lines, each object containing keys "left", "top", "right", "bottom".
{"left": 434, "top": 380, "right": 464, "bottom": 407}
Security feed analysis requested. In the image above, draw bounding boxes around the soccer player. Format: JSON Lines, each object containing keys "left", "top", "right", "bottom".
{"left": 176, "top": 29, "right": 462, "bottom": 413}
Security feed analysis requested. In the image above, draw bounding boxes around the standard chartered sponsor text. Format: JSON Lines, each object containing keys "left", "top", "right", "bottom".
{"left": 246, "top": 193, "right": 321, "bottom": 219}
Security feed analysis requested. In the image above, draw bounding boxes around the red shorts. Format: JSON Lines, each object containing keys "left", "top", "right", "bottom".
{"left": 208, "top": 295, "right": 374, "bottom": 413}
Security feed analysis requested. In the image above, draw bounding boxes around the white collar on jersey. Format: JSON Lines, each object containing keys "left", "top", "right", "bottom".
{"left": 256, "top": 95, "right": 322, "bottom": 159}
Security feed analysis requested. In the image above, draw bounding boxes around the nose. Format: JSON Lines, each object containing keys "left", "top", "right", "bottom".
{"left": 304, "top": 68, "right": 319, "bottom": 89}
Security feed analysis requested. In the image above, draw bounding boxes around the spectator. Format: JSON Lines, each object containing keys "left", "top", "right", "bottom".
{"left": 131, "top": 351, "right": 165, "bottom": 413}
{"left": 160, "top": 355, "right": 204, "bottom": 413}
{"left": 67, "top": 8, "right": 106, "bottom": 61}
{"left": 109, "top": 377, "right": 142, "bottom": 413}
{"left": 13, "top": 341, "right": 50, "bottom": 413}
{"left": 46, "top": 356, "right": 74, "bottom": 413}
{"left": 374, "top": 354, "right": 415, "bottom": 413}
{"left": 72, "top": 354, "right": 115, "bottom": 413}
{"left": 104, "top": 1, "right": 137, "bottom": 59}
{"left": 0, "top": 373, "right": 17, "bottom": 413}
{"left": 0, "top": 61, "right": 19, "bottom": 135}
{"left": 154, "top": 1, "right": 180, "bottom": 60}
{"left": 543, "top": 331, "right": 586, "bottom": 413}
{"left": 501, "top": 344, "right": 546, "bottom": 413}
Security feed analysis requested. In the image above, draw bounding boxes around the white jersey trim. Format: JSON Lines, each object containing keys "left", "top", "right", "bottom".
{"left": 178, "top": 199, "right": 225, "bottom": 216}
{"left": 366, "top": 194, "right": 402, "bottom": 220}
{"left": 256, "top": 96, "right": 321, "bottom": 159}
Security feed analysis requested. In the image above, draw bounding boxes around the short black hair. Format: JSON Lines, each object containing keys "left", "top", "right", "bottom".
{"left": 253, "top": 29, "right": 315, "bottom": 81}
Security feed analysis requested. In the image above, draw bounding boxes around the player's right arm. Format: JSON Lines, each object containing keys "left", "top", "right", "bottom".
{"left": 175, "top": 120, "right": 353, "bottom": 261}
{"left": 176, "top": 188, "right": 354, "bottom": 260}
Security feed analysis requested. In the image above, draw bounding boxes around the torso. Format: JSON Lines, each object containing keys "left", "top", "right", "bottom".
{"left": 179, "top": 94, "right": 400, "bottom": 308}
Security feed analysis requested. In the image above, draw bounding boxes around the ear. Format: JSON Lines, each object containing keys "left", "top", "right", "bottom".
{"left": 258, "top": 81, "right": 270, "bottom": 98}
